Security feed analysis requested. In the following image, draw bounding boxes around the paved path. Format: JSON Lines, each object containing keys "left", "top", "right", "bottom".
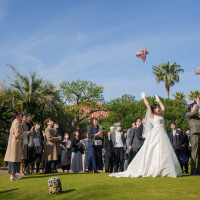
{"left": 0, "top": 168, "right": 8, "bottom": 175}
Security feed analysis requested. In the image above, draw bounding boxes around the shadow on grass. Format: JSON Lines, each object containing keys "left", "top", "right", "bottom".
{"left": 23, "top": 172, "right": 95, "bottom": 179}
{"left": 62, "top": 189, "right": 76, "bottom": 194}
{"left": 0, "top": 188, "right": 19, "bottom": 194}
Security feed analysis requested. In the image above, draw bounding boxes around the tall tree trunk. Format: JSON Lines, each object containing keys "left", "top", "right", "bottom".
{"left": 166, "top": 86, "right": 170, "bottom": 98}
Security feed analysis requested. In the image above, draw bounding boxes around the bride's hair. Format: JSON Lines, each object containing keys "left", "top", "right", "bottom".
{"left": 151, "top": 104, "right": 159, "bottom": 113}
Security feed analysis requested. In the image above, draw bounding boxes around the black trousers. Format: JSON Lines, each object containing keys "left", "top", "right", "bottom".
{"left": 113, "top": 147, "right": 124, "bottom": 172}
{"left": 45, "top": 161, "right": 56, "bottom": 173}
{"left": 174, "top": 148, "right": 182, "bottom": 166}
{"left": 128, "top": 148, "right": 139, "bottom": 164}
{"left": 105, "top": 156, "right": 113, "bottom": 173}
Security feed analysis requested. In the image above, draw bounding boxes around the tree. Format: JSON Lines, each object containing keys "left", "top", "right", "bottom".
{"left": 101, "top": 94, "right": 156, "bottom": 133}
{"left": 173, "top": 92, "right": 186, "bottom": 102}
{"left": 59, "top": 80, "right": 106, "bottom": 133}
{"left": 0, "top": 93, "right": 13, "bottom": 166}
{"left": 102, "top": 94, "right": 189, "bottom": 134}
{"left": 152, "top": 62, "right": 184, "bottom": 98}
{"left": 188, "top": 90, "right": 200, "bottom": 100}
{"left": 1, "top": 65, "right": 60, "bottom": 122}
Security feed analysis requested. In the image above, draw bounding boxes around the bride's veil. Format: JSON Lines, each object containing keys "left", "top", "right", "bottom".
{"left": 142, "top": 110, "right": 153, "bottom": 138}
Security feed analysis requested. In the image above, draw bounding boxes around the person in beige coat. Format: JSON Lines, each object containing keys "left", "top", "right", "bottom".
{"left": 4, "top": 111, "right": 31, "bottom": 181}
{"left": 43, "top": 118, "right": 61, "bottom": 174}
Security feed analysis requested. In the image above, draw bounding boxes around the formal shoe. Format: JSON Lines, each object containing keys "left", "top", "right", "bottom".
{"left": 93, "top": 170, "right": 100, "bottom": 173}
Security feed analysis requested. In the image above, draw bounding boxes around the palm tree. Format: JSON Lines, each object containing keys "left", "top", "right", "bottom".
{"left": 2, "top": 65, "right": 60, "bottom": 116}
{"left": 152, "top": 62, "right": 184, "bottom": 98}
{"left": 188, "top": 90, "right": 200, "bottom": 101}
{"left": 173, "top": 91, "right": 186, "bottom": 101}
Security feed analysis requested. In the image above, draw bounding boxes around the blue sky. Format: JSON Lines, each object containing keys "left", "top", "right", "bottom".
{"left": 0, "top": 0, "right": 200, "bottom": 102}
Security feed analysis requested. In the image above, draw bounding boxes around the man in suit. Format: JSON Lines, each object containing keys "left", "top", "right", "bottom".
{"left": 111, "top": 122, "right": 126, "bottom": 172}
{"left": 169, "top": 122, "right": 182, "bottom": 167}
{"left": 186, "top": 96, "right": 200, "bottom": 175}
{"left": 127, "top": 118, "right": 144, "bottom": 164}
{"left": 124, "top": 121, "right": 136, "bottom": 170}
{"left": 104, "top": 132, "right": 113, "bottom": 173}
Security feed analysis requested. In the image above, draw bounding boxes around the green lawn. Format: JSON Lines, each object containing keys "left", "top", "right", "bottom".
{"left": 0, "top": 173, "right": 199, "bottom": 200}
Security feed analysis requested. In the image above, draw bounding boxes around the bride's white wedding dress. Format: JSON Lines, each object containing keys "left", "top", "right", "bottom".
{"left": 109, "top": 115, "right": 182, "bottom": 178}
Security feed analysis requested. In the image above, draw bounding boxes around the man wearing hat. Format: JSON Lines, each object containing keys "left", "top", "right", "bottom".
{"left": 186, "top": 96, "right": 200, "bottom": 175}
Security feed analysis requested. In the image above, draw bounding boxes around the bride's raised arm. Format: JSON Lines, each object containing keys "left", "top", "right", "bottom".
{"left": 140, "top": 92, "right": 154, "bottom": 119}
{"left": 155, "top": 95, "right": 165, "bottom": 116}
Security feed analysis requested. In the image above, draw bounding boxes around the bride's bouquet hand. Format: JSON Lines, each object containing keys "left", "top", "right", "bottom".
{"left": 140, "top": 92, "right": 146, "bottom": 99}
{"left": 155, "top": 95, "right": 160, "bottom": 103}
{"left": 155, "top": 94, "right": 160, "bottom": 103}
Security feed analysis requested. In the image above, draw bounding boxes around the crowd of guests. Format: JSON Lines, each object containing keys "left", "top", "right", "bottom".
{"left": 3, "top": 103, "right": 199, "bottom": 181}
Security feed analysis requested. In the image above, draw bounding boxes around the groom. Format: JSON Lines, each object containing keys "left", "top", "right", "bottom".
{"left": 169, "top": 122, "right": 182, "bottom": 167}
{"left": 186, "top": 96, "right": 200, "bottom": 175}
{"left": 127, "top": 118, "right": 144, "bottom": 164}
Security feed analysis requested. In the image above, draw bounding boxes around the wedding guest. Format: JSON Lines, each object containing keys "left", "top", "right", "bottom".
{"left": 111, "top": 122, "right": 125, "bottom": 172}
{"left": 32, "top": 122, "right": 44, "bottom": 173}
{"left": 127, "top": 118, "right": 143, "bottom": 165}
{"left": 85, "top": 118, "right": 103, "bottom": 173}
{"left": 104, "top": 132, "right": 113, "bottom": 173}
{"left": 20, "top": 114, "right": 29, "bottom": 176}
{"left": 70, "top": 131, "right": 83, "bottom": 173}
{"left": 181, "top": 130, "right": 189, "bottom": 174}
{"left": 61, "top": 133, "right": 71, "bottom": 173}
{"left": 124, "top": 121, "right": 136, "bottom": 170}
{"left": 177, "top": 127, "right": 183, "bottom": 134}
{"left": 169, "top": 122, "right": 182, "bottom": 167}
{"left": 26, "top": 114, "right": 34, "bottom": 174}
{"left": 82, "top": 133, "right": 89, "bottom": 172}
{"left": 44, "top": 118, "right": 61, "bottom": 174}
{"left": 53, "top": 122, "right": 62, "bottom": 173}
{"left": 4, "top": 111, "right": 29, "bottom": 181}
{"left": 186, "top": 97, "right": 200, "bottom": 175}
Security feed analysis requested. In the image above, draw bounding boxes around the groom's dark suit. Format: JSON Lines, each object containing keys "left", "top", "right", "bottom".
{"left": 169, "top": 129, "right": 182, "bottom": 165}
{"left": 127, "top": 125, "right": 144, "bottom": 164}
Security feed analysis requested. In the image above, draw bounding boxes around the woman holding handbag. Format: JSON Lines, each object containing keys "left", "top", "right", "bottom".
{"left": 85, "top": 117, "right": 103, "bottom": 173}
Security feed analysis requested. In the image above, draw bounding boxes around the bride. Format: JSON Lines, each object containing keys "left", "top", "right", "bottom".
{"left": 109, "top": 92, "right": 182, "bottom": 178}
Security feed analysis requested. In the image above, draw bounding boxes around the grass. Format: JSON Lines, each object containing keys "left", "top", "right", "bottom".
{"left": 0, "top": 173, "right": 200, "bottom": 200}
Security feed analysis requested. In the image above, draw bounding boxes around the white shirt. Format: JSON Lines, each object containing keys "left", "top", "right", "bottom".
{"left": 114, "top": 131, "right": 123, "bottom": 148}
{"left": 173, "top": 130, "right": 176, "bottom": 137}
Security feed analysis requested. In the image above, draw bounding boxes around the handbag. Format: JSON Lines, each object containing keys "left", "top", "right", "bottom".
{"left": 91, "top": 137, "right": 102, "bottom": 147}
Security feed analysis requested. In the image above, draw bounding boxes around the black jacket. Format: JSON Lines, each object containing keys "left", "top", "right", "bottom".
{"left": 104, "top": 138, "right": 113, "bottom": 157}
{"left": 71, "top": 137, "right": 81, "bottom": 153}
{"left": 181, "top": 135, "right": 189, "bottom": 154}
{"left": 169, "top": 130, "right": 182, "bottom": 150}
